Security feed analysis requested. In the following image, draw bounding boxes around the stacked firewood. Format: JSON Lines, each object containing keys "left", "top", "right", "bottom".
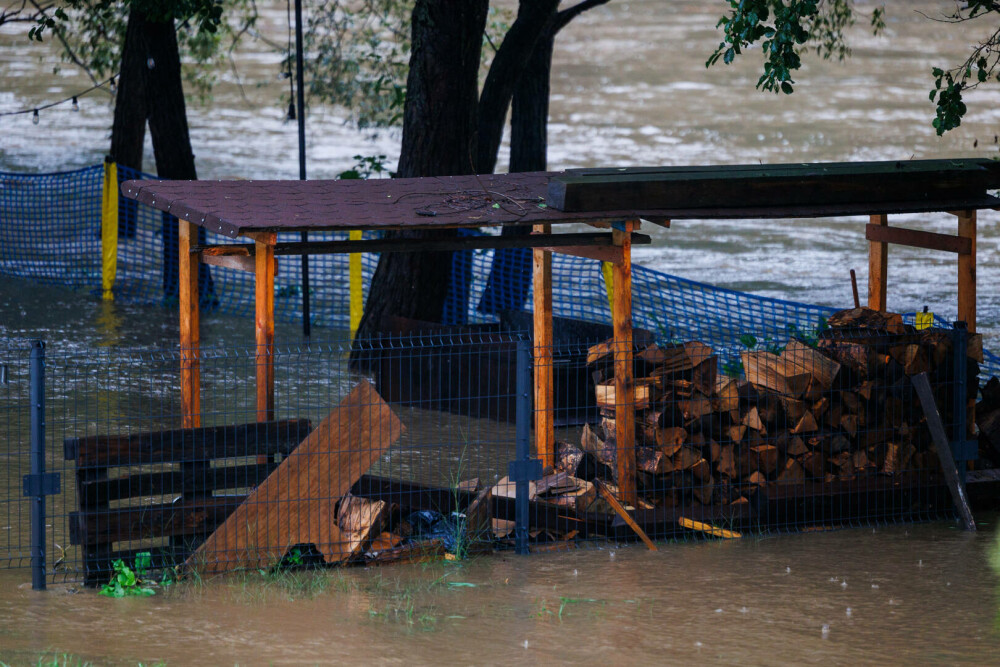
{"left": 552, "top": 307, "right": 982, "bottom": 509}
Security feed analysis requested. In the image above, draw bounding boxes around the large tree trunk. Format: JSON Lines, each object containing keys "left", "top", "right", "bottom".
{"left": 354, "top": 0, "right": 488, "bottom": 340}
{"left": 110, "top": 9, "right": 214, "bottom": 305}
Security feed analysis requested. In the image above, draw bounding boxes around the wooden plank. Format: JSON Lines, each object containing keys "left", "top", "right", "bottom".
{"left": 868, "top": 213, "right": 888, "bottom": 312}
{"left": 956, "top": 210, "right": 976, "bottom": 332}
{"left": 198, "top": 252, "right": 259, "bottom": 273}
{"left": 540, "top": 245, "right": 624, "bottom": 264}
{"left": 533, "top": 224, "right": 555, "bottom": 469}
{"left": 911, "top": 372, "right": 976, "bottom": 530}
{"left": 186, "top": 380, "right": 405, "bottom": 574}
{"left": 865, "top": 223, "right": 971, "bottom": 255}
{"left": 547, "top": 159, "right": 1000, "bottom": 212}
{"left": 70, "top": 496, "right": 244, "bottom": 546}
{"left": 77, "top": 464, "right": 278, "bottom": 506}
{"left": 178, "top": 219, "right": 201, "bottom": 428}
{"left": 252, "top": 232, "right": 276, "bottom": 423}
{"left": 64, "top": 419, "right": 312, "bottom": 467}
{"left": 612, "top": 221, "right": 638, "bottom": 506}
{"left": 593, "top": 479, "right": 656, "bottom": 550}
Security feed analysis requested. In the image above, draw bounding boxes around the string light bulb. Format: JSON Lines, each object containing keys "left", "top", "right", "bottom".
{"left": 286, "top": 100, "right": 296, "bottom": 122}
{"left": 32, "top": 109, "right": 39, "bottom": 125}
{"left": 109, "top": 76, "right": 116, "bottom": 94}
{"left": 71, "top": 96, "right": 79, "bottom": 112}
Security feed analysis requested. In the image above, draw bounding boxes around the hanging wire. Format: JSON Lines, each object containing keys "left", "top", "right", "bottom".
{"left": 285, "top": 0, "right": 296, "bottom": 121}
{"left": 0, "top": 74, "right": 118, "bottom": 119}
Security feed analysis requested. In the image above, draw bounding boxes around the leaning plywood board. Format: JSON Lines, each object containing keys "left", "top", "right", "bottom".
{"left": 187, "top": 380, "right": 405, "bottom": 574}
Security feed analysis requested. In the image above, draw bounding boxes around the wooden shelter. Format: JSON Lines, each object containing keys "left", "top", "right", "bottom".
{"left": 121, "top": 158, "right": 1000, "bottom": 507}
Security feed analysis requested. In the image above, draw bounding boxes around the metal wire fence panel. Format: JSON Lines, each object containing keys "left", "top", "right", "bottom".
{"left": 0, "top": 337, "right": 33, "bottom": 569}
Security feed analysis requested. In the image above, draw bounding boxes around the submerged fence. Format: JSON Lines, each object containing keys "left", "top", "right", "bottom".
{"left": 1, "top": 314, "right": 988, "bottom": 587}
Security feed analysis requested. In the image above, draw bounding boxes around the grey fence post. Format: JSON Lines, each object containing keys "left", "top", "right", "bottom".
{"left": 510, "top": 338, "right": 540, "bottom": 555}
{"left": 951, "top": 321, "right": 973, "bottom": 485}
{"left": 28, "top": 340, "right": 47, "bottom": 590}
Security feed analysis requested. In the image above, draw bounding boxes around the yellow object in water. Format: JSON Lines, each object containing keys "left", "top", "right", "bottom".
{"left": 915, "top": 309, "right": 933, "bottom": 330}
{"left": 678, "top": 516, "right": 741, "bottom": 539}
{"left": 101, "top": 160, "right": 118, "bottom": 301}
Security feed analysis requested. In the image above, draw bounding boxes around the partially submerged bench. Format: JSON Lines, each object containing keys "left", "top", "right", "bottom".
{"left": 64, "top": 419, "right": 311, "bottom": 585}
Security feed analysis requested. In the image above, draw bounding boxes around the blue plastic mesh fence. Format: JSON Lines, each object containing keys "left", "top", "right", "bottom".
{"left": 3, "top": 164, "right": 999, "bottom": 379}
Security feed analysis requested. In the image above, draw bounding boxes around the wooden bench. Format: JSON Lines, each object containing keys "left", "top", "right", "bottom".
{"left": 64, "top": 419, "right": 312, "bottom": 586}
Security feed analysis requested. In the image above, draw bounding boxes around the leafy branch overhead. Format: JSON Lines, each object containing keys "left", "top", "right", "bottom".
{"left": 707, "top": 0, "right": 1000, "bottom": 135}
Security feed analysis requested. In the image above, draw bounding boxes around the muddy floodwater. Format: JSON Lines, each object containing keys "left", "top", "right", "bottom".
{"left": 1, "top": 520, "right": 999, "bottom": 665}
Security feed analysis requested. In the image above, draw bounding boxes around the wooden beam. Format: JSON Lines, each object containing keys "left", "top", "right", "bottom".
{"left": 251, "top": 232, "right": 276, "bottom": 422}
{"left": 540, "top": 245, "right": 624, "bottom": 265}
{"left": 868, "top": 213, "right": 888, "bottom": 312}
{"left": 612, "top": 220, "right": 638, "bottom": 506}
{"left": 193, "top": 232, "right": 651, "bottom": 257}
{"left": 956, "top": 210, "right": 977, "bottom": 332}
{"left": 178, "top": 219, "right": 200, "bottom": 428}
{"left": 593, "top": 479, "right": 656, "bottom": 550}
{"left": 864, "top": 224, "right": 972, "bottom": 255}
{"left": 533, "top": 224, "right": 555, "bottom": 469}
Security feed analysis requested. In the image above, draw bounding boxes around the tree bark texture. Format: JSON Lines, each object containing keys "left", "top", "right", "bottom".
{"left": 355, "top": 0, "right": 488, "bottom": 339}
{"left": 110, "top": 9, "right": 213, "bottom": 304}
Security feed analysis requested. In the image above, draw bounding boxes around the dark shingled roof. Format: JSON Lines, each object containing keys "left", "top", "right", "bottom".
{"left": 120, "top": 171, "right": 664, "bottom": 238}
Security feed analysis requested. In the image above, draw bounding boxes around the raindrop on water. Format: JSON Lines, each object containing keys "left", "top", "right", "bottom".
{"left": 846, "top": 607, "right": 852, "bottom": 618}
{"left": 739, "top": 606, "right": 749, "bottom": 614}
{"left": 841, "top": 580, "right": 848, "bottom": 589}
{"left": 871, "top": 584, "right": 879, "bottom": 589}
{"left": 821, "top": 624, "right": 831, "bottom": 638}
{"left": 523, "top": 640, "right": 529, "bottom": 649}
{"left": 785, "top": 566, "right": 791, "bottom": 574}
{"left": 573, "top": 569, "right": 578, "bottom": 577}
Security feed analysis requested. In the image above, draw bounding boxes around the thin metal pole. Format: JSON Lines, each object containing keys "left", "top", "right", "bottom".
{"left": 515, "top": 339, "right": 531, "bottom": 555}
{"left": 29, "top": 340, "right": 46, "bottom": 591}
{"left": 952, "top": 321, "right": 969, "bottom": 485}
{"left": 295, "top": 0, "right": 310, "bottom": 338}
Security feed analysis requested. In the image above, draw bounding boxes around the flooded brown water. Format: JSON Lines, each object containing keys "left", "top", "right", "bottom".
{"left": 2, "top": 519, "right": 999, "bottom": 665}
{"left": 3, "top": 3, "right": 1000, "bottom": 664}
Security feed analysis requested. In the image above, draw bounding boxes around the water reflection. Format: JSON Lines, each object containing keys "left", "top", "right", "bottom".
{"left": 93, "top": 299, "right": 123, "bottom": 347}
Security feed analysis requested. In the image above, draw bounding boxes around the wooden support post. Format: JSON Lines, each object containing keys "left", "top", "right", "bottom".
{"left": 532, "top": 224, "right": 555, "bottom": 469}
{"left": 955, "top": 210, "right": 976, "bottom": 333}
{"left": 178, "top": 220, "right": 200, "bottom": 429}
{"left": 252, "top": 232, "right": 276, "bottom": 423}
{"left": 612, "top": 220, "right": 637, "bottom": 506}
{"left": 868, "top": 213, "right": 888, "bottom": 312}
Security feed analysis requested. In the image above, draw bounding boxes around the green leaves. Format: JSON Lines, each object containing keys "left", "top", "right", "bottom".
{"left": 99, "top": 553, "right": 157, "bottom": 598}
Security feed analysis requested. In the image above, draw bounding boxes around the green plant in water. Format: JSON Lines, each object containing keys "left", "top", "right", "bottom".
{"left": 99, "top": 552, "right": 156, "bottom": 598}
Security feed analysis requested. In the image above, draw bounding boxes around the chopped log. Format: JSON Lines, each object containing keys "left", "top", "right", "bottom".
{"left": 536, "top": 471, "right": 574, "bottom": 495}
{"left": 890, "top": 344, "right": 930, "bottom": 376}
{"left": 784, "top": 435, "right": 809, "bottom": 457}
{"left": 465, "top": 485, "right": 493, "bottom": 543}
{"left": 675, "top": 445, "right": 704, "bottom": 471}
{"left": 637, "top": 446, "right": 669, "bottom": 474}
{"left": 537, "top": 476, "right": 596, "bottom": 513}
{"left": 366, "top": 539, "right": 446, "bottom": 565}
{"left": 368, "top": 532, "right": 403, "bottom": 553}
{"left": 717, "top": 444, "right": 738, "bottom": 479}
{"left": 777, "top": 458, "right": 806, "bottom": 484}
{"left": 743, "top": 406, "right": 765, "bottom": 433}
{"left": 690, "top": 458, "right": 712, "bottom": 482}
{"left": 716, "top": 377, "right": 742, "bottom": 415}
{"left": 456, "top": 479, "right": 480, "bottom": 494}
{"left": 851, "top": 449, "right": 870, "bottom": 472}
{"left": 492, "top": 475, "right": 538, "bottom": 502}
{"left": 751, "top": 445, "right": 780, "bottom": 475}
{"left": 826, "top": 307, "right": 906, "bottom": 334}
{"left": 187, "top": 380, "right": 405, "bottom": 574}
{"left": 742, "top": 351, "right": 813, "bottom": 397}
{"left": 840, "top": 414, "right": 858, "bottom": 437}
{"left": 747, "top": 471, "right": 767, "bottom": 488}
{"left": 857, "top": 380, "right": 875, "bottom": 400}
{"left": 782, "top": 397, "right": 807, "bottom": 422}
{"left": 800, "top": 451, "right": 825, "bottom": 479}
{"left": 554, "top": 441, "right": 585, "bottom": 477}
{"left": 596, "top": 380, "right": 654, "bottom": 409}
{"left": 337, "top": 494, "right": 384, "bottom": 533}
{"left": 586, "top": 339, "right": 617, "bottom": 365}
{"left": 781, "top": 340, "right": 841, "bottom": 389}
{"left": 680, "top": 393, "right": 713, "bottom": 421}
{"left": 817, "top": 340, "right": 871, "bottom": 378}
{"left": 692, "top": 475, "right": 714, "bottom": 504}
{"left": 791, "top": 410, "right": 819, "bottom": 435}
{"left": 656, "top": 426, "right": 687, "bottom": 454}
{"left": 492, "top": 518, "right": 516, "bottom": 538}
{"left": 341, "top": 498, "right": 389, "bottom": 558}
{"left": 581, "top": 422, "right": 617, "bottom": 471}
{"left": 724, "top": 425, "right": 745, "bottom": 445}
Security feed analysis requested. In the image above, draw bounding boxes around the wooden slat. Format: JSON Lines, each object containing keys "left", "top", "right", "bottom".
{"left": 548, "top": 159, "right": 1000, "bottom": 212}
{"left": 956, "top": 210, "right": 977, "bottom": 332}
{"left": 593, "top": 479, "right": 656, "bottom": 550}
{"left": 178, "top": 219, "right": 200, "bottom": 428}
{"left": 252, "top": 232, "right": 276, "bottom": 423}
{"left": 533, "top": 224, "right": 555, "bottom": 469}
{"left": 540, "top": 245, "right": 624, "bottom": 264}
{"left": 613, "top": 221, "right": 638, "bottom": 506}
{"left": 70, "top": 496, "right": 244, "bottom": 546}
{"left": 193, "top": 232, "right": 651, "bottom": 257}
{"left": 63, "top": 419, "right": 313, "bottom": 467}
{"left": 864, "top": 224, "right": 971, "bottom": 254}
{"left": 867, "top": 213, "right": 888, "bottom": 312}
{"left": 198, "top": 252, "right": 255, "bottom": 273}
{"left": 77, "top": 463, "right": 278, "bottom": 507}
{"left": 187, "top": 380, "right": 405, "bottom": 573}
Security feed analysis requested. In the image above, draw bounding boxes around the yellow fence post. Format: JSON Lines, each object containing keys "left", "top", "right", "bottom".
{"left": 601, "top": 260, "right": 614, "bottom": 311}
{"left": 101, "top": 159, "right": 119, "bottom": 301}
{"left": 349, "top": 230, "right": 363, "bottom": 338}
